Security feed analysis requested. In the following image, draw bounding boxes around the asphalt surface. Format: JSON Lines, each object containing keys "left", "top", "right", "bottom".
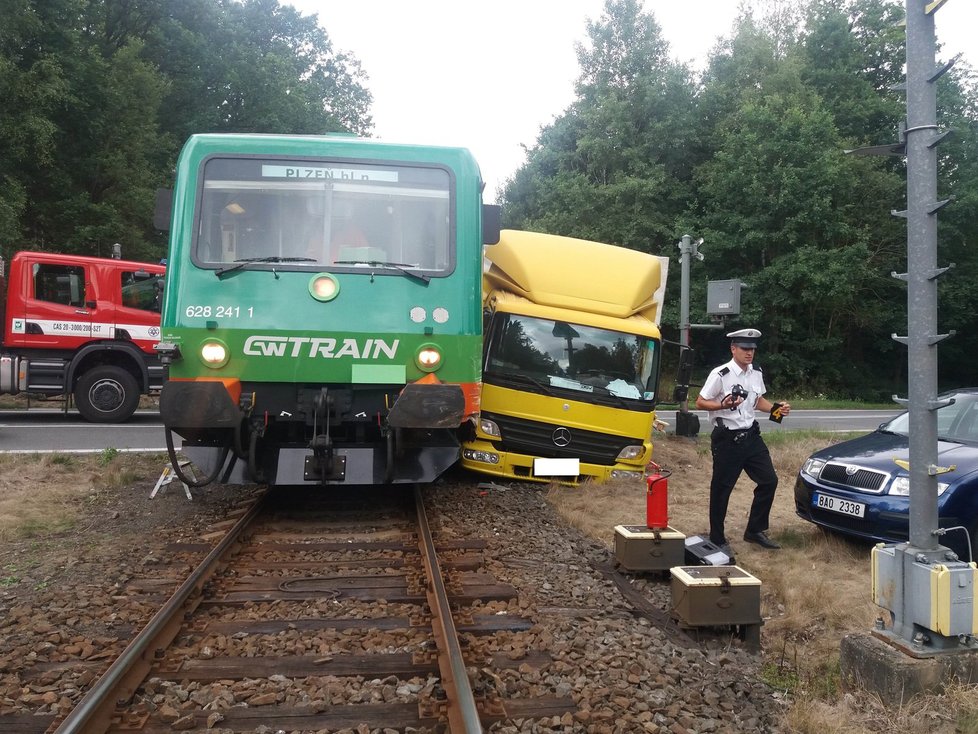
{"left": 0, "top": 408, "right": 900, "bottom": 454}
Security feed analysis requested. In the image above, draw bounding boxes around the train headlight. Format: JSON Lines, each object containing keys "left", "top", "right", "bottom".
{"left": 199, "top": 339, "right": 229, "bottom": 368}
{"left": 415, "top": 344, "right": 442, "bottom": 372}
{"left": 309, "top": 273, "right": 340, "bottom": 302}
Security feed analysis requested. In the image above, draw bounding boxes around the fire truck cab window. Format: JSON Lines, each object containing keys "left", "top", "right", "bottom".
{"left": 33, "top": 264, "right": 86, "bottom": 307}
{"left": 121, "top": 271, "right": 163, "bottom": 312}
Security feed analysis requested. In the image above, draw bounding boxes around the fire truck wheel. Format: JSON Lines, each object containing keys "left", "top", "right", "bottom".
{"left": 74, "top": 366, "right": 141, "bottom": 423}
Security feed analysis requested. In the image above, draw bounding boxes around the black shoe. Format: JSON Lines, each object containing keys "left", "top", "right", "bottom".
{"left": 743, "top": 530, "right": 781, "bottom": 549}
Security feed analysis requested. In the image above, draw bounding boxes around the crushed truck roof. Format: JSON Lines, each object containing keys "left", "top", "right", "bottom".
{"left": 483, "top": 230, "right": 666, "bottom": 324}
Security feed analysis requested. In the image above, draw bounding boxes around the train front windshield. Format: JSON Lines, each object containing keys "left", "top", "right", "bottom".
{"left": 485, "top": 313, "right": 658, "bottom": 403}
{"left": 194, "top": 157, "right": 453, "bottom": 274}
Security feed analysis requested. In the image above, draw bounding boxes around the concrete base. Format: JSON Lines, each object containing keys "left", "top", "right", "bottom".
{"left": 840, "top": 631, "right": 978, "bottom": 702}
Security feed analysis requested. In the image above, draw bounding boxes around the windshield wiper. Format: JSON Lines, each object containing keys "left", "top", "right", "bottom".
{"left": 215, "top": 256, "right": 316, "bottom": 278}
{"left": 490, "top": 372, "right": 554, "bottom": 396}
{"left": 588, "top": 385, "right": 630, "bottom": 408}
{"left": 333, "top": 260, "right": 430, "bottom": 284}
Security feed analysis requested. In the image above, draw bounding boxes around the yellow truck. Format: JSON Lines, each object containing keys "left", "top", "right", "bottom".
{"left": 461, "top": 229, "right": 667, "bottom": 484}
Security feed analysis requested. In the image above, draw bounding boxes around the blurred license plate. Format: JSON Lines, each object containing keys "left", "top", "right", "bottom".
{"left": 814, "top": 493, "right": 866, "bottom": 518}
{"left": 533, "top": 458, "right": 580, "bottom": 477}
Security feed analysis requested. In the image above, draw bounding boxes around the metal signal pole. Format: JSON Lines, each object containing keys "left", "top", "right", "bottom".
{"left": 861, "top": 0, "right": 972, "bottom": 654}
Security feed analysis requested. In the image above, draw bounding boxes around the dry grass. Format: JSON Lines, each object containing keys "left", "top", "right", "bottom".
{"left": 0, "top": 451, "right": 160, "bottom": 541}
{"left": 544, "top": 432, "right": 978, "bottom": 733}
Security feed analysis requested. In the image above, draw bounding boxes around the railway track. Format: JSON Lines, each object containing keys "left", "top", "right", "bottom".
{"left": 43, "top": 485, "right": 575, "bottom": 733}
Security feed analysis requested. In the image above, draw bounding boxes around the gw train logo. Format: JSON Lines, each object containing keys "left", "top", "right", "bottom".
{"left": 243, "top": 336, "right": 399, "bottom": 360}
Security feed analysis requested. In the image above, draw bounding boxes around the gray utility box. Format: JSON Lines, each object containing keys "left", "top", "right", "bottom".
{"left": 670, "top": 565, "right": 761, "bottom": 627}
{"left": 614, "top": 524, "right": 686, "bottom": 571}
{"left": 707, "top": 279, "right": 743, "bottom": 317}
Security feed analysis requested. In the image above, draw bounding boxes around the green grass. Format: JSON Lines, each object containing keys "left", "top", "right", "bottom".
{"left": 784, "top": 397, "right": 900, "bottom": 410}
{"left": 762, "top": 428, "right": 864, "bottom": 447}
{"left": 98, "top": 446, "right": 120, "bottom": 466}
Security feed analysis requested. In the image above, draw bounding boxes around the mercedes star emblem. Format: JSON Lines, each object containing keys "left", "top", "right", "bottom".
{"left": 552, "top": 427, "right": 572, "bottom": 447}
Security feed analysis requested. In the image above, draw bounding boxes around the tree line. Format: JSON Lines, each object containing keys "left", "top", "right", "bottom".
{"left": 501, "top": 0, "right": 977, "bottom": 400}
{"left": 0, "top": 0, "right": 371, "bottom": 263}
{"left": 2, "top": 0, "right": 975, "bottom": 399}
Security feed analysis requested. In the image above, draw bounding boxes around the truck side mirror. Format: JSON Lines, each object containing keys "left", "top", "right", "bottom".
{"left": 482, "top": 204, "right": 501, "bottom": 245}
{"left": 672, "top": 347, "right": 694, "bottom": 402}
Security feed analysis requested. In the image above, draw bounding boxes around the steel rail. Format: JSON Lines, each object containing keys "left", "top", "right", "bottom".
{"left": 50, "top": 492, "right": 268, "bottom": 734}
{"left": 414, "top": 486, "right": 484, "bottom": 733}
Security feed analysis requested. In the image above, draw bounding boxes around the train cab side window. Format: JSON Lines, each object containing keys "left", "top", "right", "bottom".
{"left": 32, "top": 264, "right": 86, "bottom": 307}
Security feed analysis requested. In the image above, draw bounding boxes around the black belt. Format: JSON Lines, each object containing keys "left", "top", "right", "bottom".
{"left": 715, "top": 419, "right": 757, "bottom": 432}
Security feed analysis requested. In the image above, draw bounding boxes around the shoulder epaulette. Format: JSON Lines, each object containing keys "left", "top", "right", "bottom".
{"left": 718, "top": 367, "right": 730, "bottom": 376}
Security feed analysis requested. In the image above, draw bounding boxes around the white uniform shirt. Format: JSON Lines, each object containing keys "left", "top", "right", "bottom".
{"left": 700, "top": 358, "right": 766, "bottom": 429}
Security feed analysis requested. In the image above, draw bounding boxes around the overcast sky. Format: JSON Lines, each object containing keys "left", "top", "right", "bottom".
{"left": 286, "top": 1, "right": 976, "bottom": 203}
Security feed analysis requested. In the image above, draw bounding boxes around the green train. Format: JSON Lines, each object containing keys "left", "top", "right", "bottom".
{"left": 156, "top": 134, "right": 498, "bottom": 486}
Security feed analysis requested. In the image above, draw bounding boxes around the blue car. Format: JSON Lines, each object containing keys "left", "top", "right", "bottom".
{"left": 794, "top": 388, "right": 978, "bottom": 560}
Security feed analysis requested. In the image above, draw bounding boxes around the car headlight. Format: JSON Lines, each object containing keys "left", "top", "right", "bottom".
{"left": 889, "top": 477, "right": 950, "bottom": 496}
{"left": 802, "top": 458, "right": 826, "bottom": 478}
{"left": 480, "top": 417, "right": 501, "bottom": 438}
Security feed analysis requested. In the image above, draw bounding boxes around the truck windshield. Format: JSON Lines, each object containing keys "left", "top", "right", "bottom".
{"left": 485, "top": 313, "right": 657, "bottom": 402}
{"left": 194, "top": 156, "right": 453, "bottom": 275}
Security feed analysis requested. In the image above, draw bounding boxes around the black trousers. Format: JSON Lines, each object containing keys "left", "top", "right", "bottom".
{"left": 708, "top": 423, "right": 778, "bottom": 545}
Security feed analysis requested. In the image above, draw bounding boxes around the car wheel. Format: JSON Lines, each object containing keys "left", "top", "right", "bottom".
{"left": 74, "top": 366, "right": 141, "bottom": 423}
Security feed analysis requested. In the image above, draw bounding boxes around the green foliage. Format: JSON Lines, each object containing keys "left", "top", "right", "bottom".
{"left": 0, "top": 0, "right": 372, "bottom": 262}
{"left": 805, "top": 658, "right": 842, "bottom": 700}
{"left": 501, "top": 0, "right": 978, "bottom": 400}
{"left": 98, "top": 446, "right": 119, "bottom": 466}
{"left": 502, "top": 0, "right": 693, "bottom": 252}
{"left": 760, "top": 659, "right": 801, "bottom": 692}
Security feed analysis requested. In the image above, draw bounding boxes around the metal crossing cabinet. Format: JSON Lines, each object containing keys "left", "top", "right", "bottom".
{"left": 670, "top": 565, "right": 762, "bottom": 650}
{"left": 614, "top": 524, "right": 686, "bottom": 571}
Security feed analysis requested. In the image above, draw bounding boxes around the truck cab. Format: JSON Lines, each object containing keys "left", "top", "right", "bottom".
{"left": 0, "top": 251, "right": 165, "bottom": 422}
{"left": 461, "top": 230, "right": 667, "bottom": 484}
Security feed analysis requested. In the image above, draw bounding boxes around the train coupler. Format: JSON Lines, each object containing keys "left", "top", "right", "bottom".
{"left": 304, "top": 433, "right": 346, "bottom": 482}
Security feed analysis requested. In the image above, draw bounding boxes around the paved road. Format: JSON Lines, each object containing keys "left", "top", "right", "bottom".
{"left": 671, "top": 408, "right": 899, "bottom": 435}
{"left": 0, "top": 410, "right": 167, "bottom": 453}
{"left": 0, "top": 407, "right": 902, "bottom": 454}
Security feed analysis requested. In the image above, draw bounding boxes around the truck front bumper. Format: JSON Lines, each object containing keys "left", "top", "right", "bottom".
{"left": 460, "top": 439, "right": 645, "bottom": 486}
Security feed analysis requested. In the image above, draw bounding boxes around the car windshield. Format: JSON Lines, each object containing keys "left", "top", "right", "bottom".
{"left": 883, "top": 393, "right": 978, "bottom": 443}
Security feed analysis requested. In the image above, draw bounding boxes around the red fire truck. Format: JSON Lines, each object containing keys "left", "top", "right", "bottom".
{"left": 0, "top": 251, "right": 165, "bottom": 422}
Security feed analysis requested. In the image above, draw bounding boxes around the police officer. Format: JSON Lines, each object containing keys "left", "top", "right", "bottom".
{"left": 695, "top": 329, "right": 790, "bottom": 555}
